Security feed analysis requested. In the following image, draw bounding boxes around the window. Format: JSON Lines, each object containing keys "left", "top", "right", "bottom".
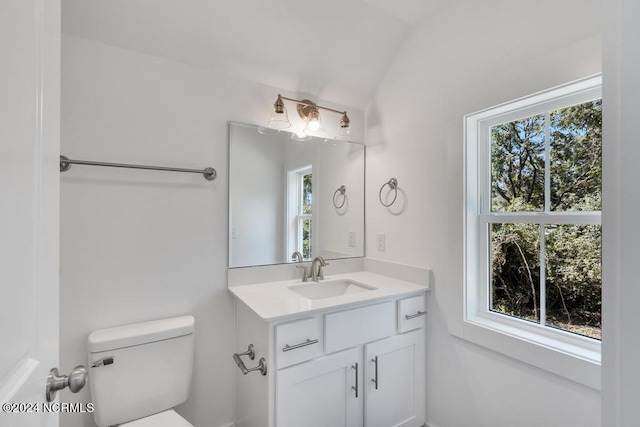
{"left": 464, "top": 76, "right": 602, "bottom": 370}
{"left": 287, "top": 165, "right": 313, "bottom": 260}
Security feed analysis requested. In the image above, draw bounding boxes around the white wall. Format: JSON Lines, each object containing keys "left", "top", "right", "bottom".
{"left": 602, "top": 0, "right": 640, "bottom": 424}
{"left": 229, "top": 124, "right": 286, "bottom": 267}
{"left": 317, "top": 142, "right": 366, "bottom": 258}
{"left": 59, "top": 34, "right": 363, "bottom": 427}
{"left": 365, "top": 1, "right": 602, "bottom": 426}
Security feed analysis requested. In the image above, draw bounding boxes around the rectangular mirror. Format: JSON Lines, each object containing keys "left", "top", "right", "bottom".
{"left": 229, "top": 122, "right": 365, "bottom": 268}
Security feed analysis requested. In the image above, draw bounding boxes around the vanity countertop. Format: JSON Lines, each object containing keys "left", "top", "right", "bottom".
{"left": 228, "top": 271, "right": 429, "bottom": 321}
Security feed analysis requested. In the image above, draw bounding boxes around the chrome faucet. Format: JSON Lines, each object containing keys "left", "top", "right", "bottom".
{"left": 310, "top": 256, "right": 329, "bottom": 282}
{"left": 291, "top": 251, "right": 303, "bottom": 262}
{"left": 296, "top": 264, "right": 310, "bottom": 282}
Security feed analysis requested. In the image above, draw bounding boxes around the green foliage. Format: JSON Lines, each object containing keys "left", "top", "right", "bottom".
{"left": 302, "top": 173, "right": 312, "bottom": 258}
{"left": 491, "top": 222, "right": 540, "bottom": 322}
{"left": 302, "top": 219, "right": 312, "bottom": 259}
{"left": 490, "top": 100, "right": 602, "bottom": 339}
{"left": 491, "top": 114, "right": 545, "bottom": 211}
{"left": 545, "top": 223, "right": 601, "bottom": 332}
{"left": 550, "top": 100, "right": 602, "bottom": 211}
{"left": 302, "top": 173, "right": 312, "bottom": 214}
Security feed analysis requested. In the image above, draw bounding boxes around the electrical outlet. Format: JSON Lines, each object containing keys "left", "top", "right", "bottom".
{"left": 232, "top": 227, "right": 238, "bottom": 239}
{"left": 376, "top": 232, "right": 385, "bottom": 251}
{"left": 348, "top": 231, "right": 356, "bottom": 247}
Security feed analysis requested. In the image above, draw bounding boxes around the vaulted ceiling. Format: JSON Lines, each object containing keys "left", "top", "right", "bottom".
{"left": 62, "top": 0, "right": 448, "bottom": 109}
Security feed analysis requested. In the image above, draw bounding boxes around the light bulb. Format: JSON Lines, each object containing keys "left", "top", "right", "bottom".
{"left": 308, "top": 119, "right": 321, "bottom": 131}
{"left": 302, "top": 105, "right": 323, "bottom": 135}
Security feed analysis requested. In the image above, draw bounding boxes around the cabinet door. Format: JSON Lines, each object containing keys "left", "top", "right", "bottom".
{"left": 276, "top": 347, "right": 364, "bottom": 427}
{"left": 364, "top": 329, "right": 426, "bottom": 427}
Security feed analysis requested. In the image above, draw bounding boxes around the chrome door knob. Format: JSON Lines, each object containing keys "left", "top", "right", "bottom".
{"left": 67, "top": 365, "right": 88, "bottom": 392}
{"left": 46, "top": 365, "right": 88, "bottom": 402}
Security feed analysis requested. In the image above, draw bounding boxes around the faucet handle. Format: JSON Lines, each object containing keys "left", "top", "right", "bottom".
{"left": 296, "top": 265, "right": 310, "bottom": 282}
{"left": 319, "top": 265, "right": 329, "bottom": 280}
{"left": 318, "top": 258, "right": 329, "bottom": 280}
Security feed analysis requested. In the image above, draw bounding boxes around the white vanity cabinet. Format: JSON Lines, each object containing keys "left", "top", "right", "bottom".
{"left": 364, "top": 329, "right": 425, "bottom": 427}
{"left": 277, "top": 346, "right": 364, "bottom": 427}
{"left": 233, "top": 292, "right": 427, "bottom": 427}
{"left": 276, "top": 328, "right": 425, "bottom": 427}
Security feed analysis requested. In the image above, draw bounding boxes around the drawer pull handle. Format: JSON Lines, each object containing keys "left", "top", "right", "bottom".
{"left": 405, "top": 310, "right": 427, "bottom": 320}
{"left": 282, "top": 338, "right": 319, "bottom": 352}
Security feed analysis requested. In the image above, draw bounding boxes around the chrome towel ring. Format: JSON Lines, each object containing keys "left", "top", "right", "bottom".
{"left": 379, "top": 178, "right": 398, "bottom": 207}
{"left": 333, "top": 185, "right": 346, "bottom": 209}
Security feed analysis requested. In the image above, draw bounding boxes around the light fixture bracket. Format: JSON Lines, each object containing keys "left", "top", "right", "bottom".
{"left": 296, "top": 100, "right": 319, "bottom": 122}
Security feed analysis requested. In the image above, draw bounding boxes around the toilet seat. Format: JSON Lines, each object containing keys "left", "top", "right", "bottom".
{"left": 119, "top": 409, "right": 193, "bottom": 427}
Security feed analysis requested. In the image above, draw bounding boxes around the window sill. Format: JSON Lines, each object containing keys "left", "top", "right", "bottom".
{"left": 458, "top": 315, "right": 601, "bottom": 390}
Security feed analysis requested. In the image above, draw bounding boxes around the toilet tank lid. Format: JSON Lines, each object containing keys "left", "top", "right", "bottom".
{"left": 88, "top": 315, "right": 194, "bottom": 353}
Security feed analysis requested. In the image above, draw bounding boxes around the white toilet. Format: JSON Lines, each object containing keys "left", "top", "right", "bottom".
{"left": 87, "top": 315, "right": 195, "bottom": 427}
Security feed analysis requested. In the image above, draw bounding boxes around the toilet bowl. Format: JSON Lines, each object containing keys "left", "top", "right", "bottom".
{"left": 87, "top": 315, "right": 195, "bottom": 427}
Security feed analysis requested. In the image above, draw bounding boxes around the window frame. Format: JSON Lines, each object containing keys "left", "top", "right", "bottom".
{"left": 286, "top": 165, "right": 313, "bottom": 261}
{"left": 463, "top": 75, "right": 602, "bottom": 388}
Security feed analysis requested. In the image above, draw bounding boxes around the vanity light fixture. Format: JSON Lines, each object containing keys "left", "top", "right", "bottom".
{"left": 264, "top": 94, "right": 352, "bottom": 138}
{"left": 265, "top": 94, "right": 291, "bottom": 130}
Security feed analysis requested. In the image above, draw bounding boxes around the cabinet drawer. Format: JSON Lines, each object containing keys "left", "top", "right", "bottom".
{"left": 275, "top": 317, "right": 323, "bottom": 369}
{"left": 398, "top": 294, "right": 426, "bottom": 333}
{"left": 325, "top": 302, "right": 395, "bottom": 354}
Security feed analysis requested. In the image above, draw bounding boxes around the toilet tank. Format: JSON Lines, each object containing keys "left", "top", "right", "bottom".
{"left": 87, "top": 315, "right": 195, "bottom": 427}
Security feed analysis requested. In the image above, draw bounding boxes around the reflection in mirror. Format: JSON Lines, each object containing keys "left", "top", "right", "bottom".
{"left": 229, "top": 122, "right": 365, "bottom": 268}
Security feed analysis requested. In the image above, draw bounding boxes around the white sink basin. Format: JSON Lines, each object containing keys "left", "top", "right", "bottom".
{"left": 288, "top": 280, "right": 377, "bottom": 300}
